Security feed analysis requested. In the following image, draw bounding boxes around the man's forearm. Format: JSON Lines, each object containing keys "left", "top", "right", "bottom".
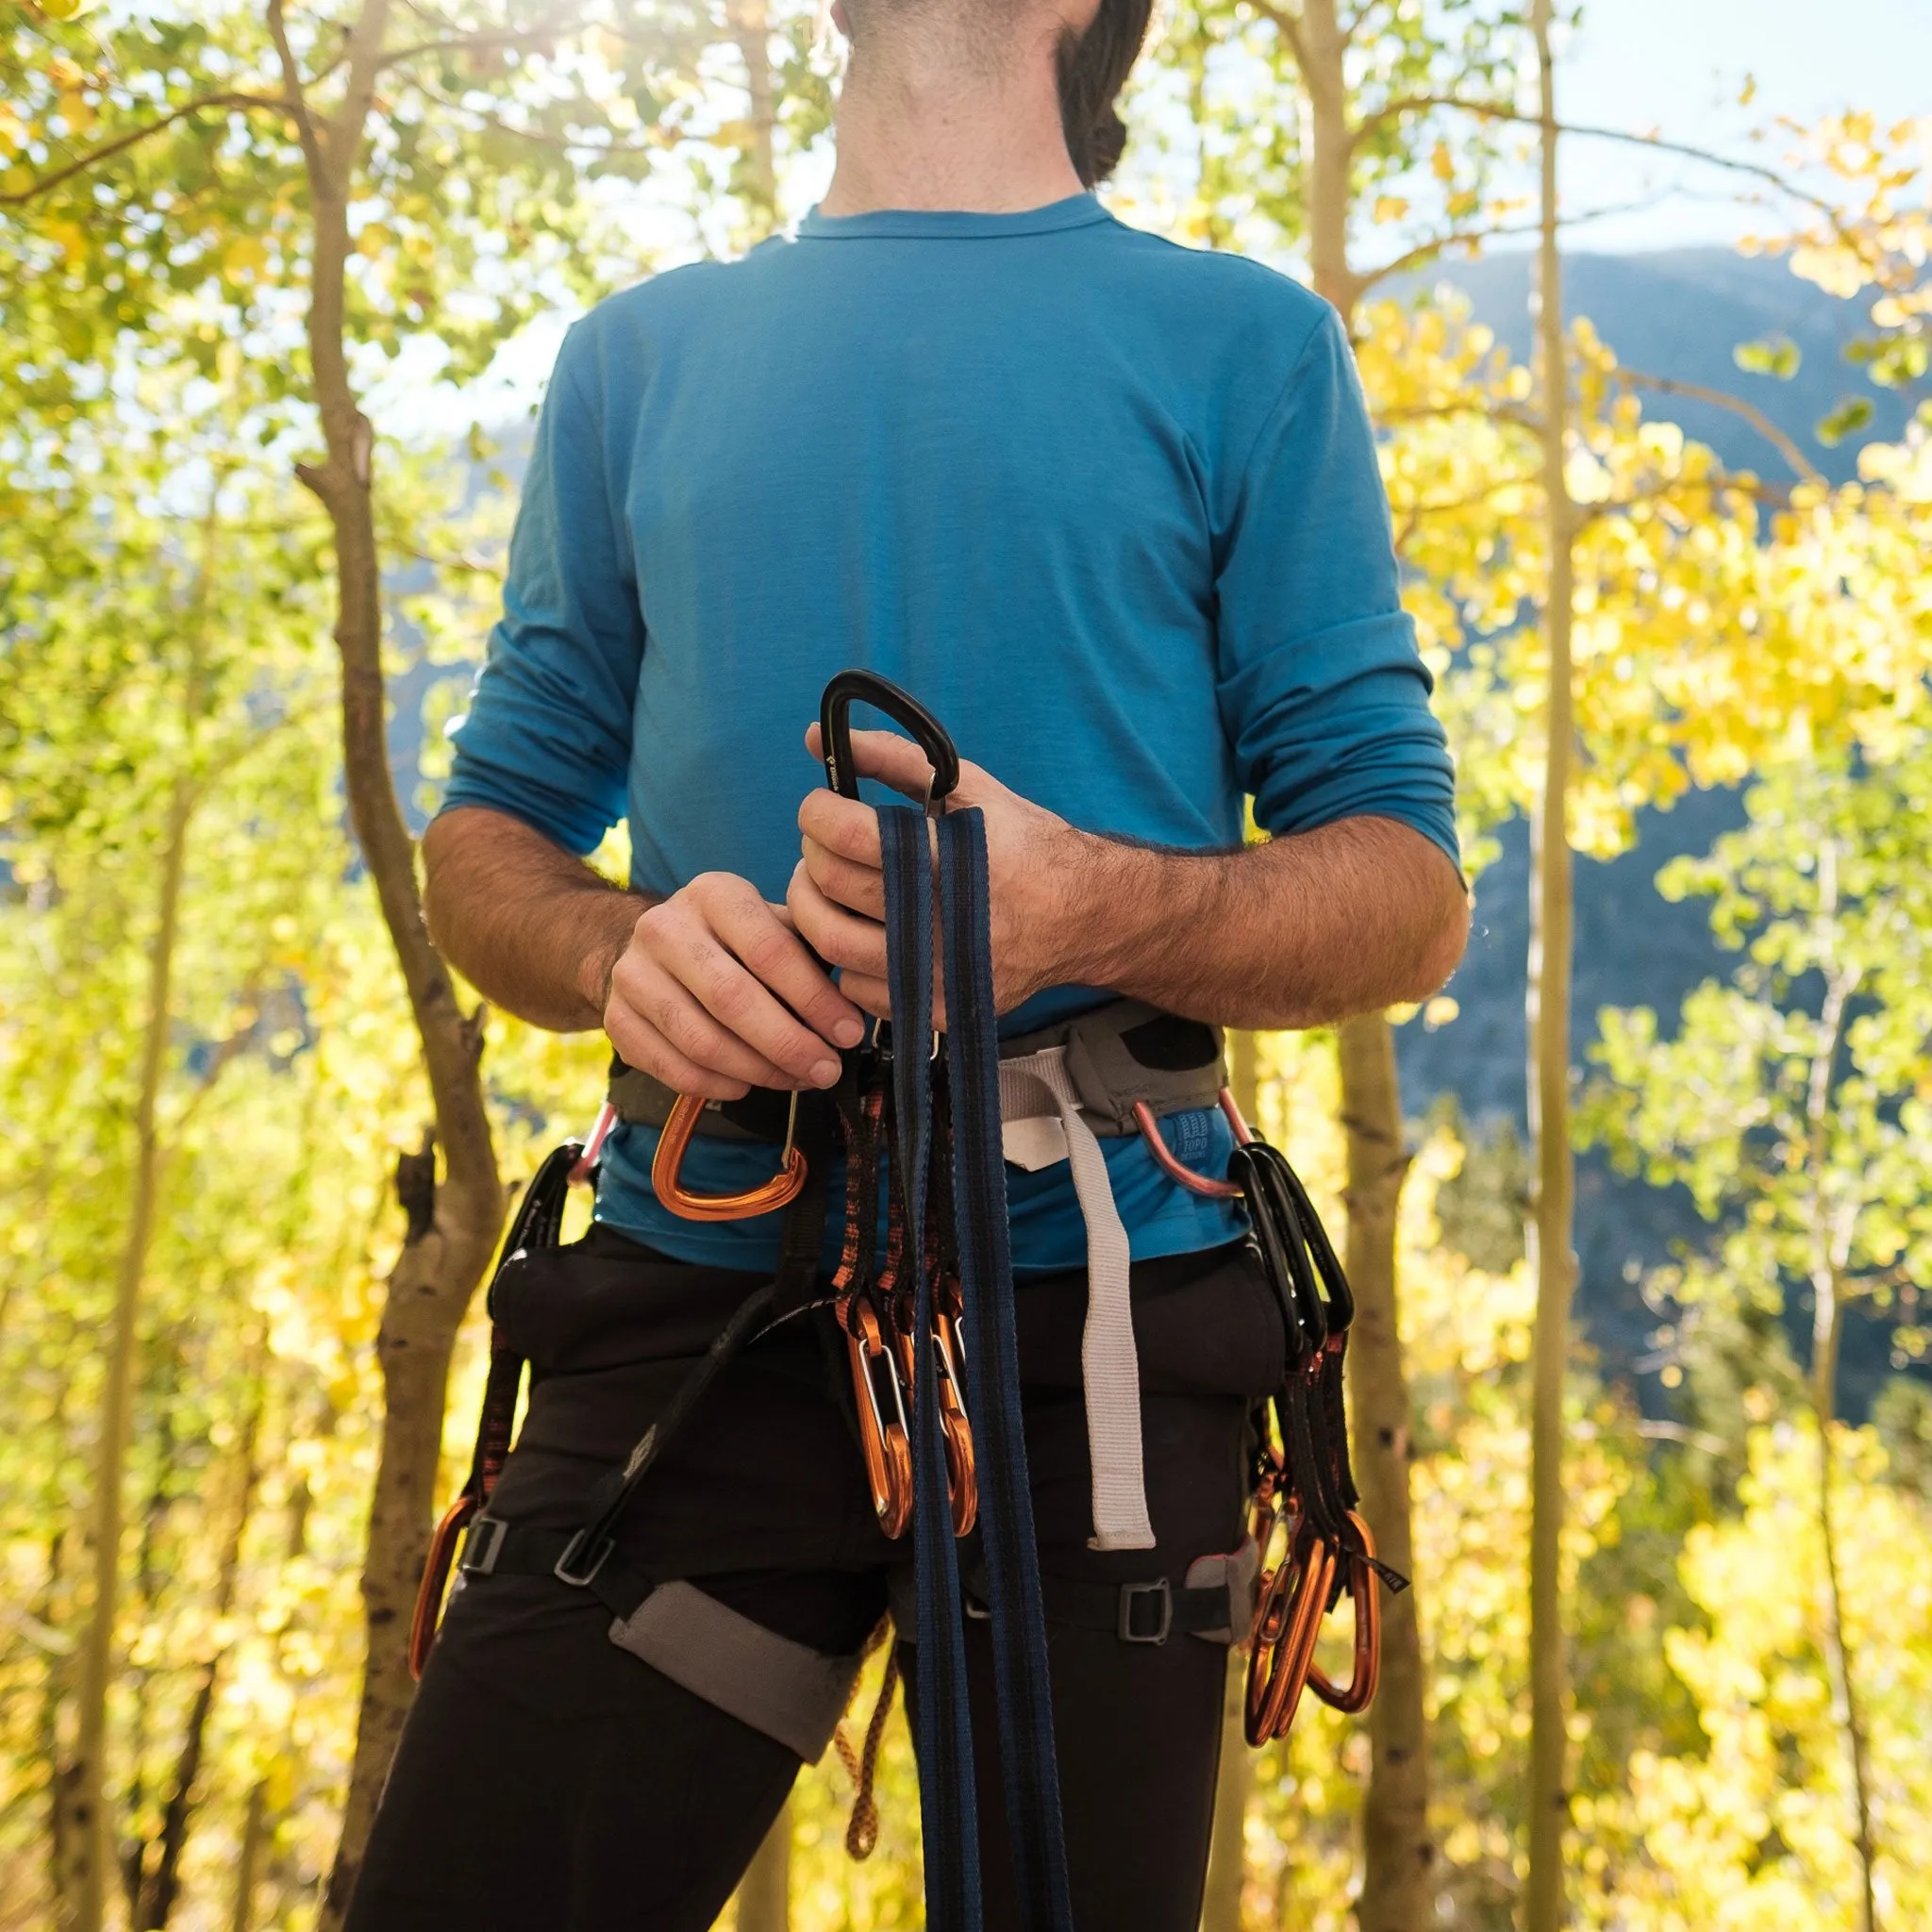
{"left": 423, "top": 806, "right": 646, "bottom": 1032}
{"left": 1056, "top": 815, "right": 1467, "bottom": 1032}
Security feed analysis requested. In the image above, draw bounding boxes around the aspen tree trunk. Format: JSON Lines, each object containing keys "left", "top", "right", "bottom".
{"left": 1524, "top": 6, "right": 1578, "bottom": 1926}
{"left": 1803, "top": 929, "right": 1879, "bottom": 1932}
{"left": 228, "top": 1782, "right": 269, "bottom": 1932}
{"left": 1200, "top": 1653, "right": 1251, "bottom": 1932}
{"left": 1295, "top": 6, "right": 1431, "bottom": 1923}
{"left": 265, "top": 9, "right": 506, "bottom": 1924}
{"left": 139, "top": 1377, "right": 266, "bottom": 1928}
{"left": 1202, "top": 1038, "right": 1261, "bottom": 1932}
{"left": 64, "top": 774, "right": 195, "bottom": 1932}
{"left": 729, "top": 0, "right": 779, "bottom": 236}
{"left": 735, "top": 1800, "right": 792, "bottom": 1932}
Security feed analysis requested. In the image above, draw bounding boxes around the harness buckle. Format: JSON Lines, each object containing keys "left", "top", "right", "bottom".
{"left": 458, "top": 1513, "right": 508, "bottom": 1577}
{"left": 1118, "top": 1577, "right": 1173, "bottom": 1645}
{"left": 554, "top": 1528, "right": 615, "bottom": 1589}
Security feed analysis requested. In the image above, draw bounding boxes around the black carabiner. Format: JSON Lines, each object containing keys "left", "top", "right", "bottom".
{"left": 1231, "top": 1141, "right": 1328, "bottom": 1361}
{"left": 820, "top": 669, "right": 962, "bottom": 814}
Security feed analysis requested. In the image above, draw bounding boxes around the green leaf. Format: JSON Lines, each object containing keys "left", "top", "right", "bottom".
{"left": 1816, "top": 393, "right": 1875, "bottom": 446}
{"left": 1732, "top": 335, "right": 1801, "bottom": 380}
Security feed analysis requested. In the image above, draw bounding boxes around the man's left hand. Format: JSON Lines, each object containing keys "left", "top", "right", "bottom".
{"left": 790, "top": 724, "right": 1086, "bottom": 1024}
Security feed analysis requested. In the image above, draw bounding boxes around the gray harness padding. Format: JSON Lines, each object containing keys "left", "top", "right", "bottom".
{"left": 608, "top": 1580, "right": 866, "bottom": 1762}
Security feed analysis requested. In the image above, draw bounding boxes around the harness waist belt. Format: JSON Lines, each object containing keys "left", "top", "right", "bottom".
{"left": 606, "top": 998, "right": 1226, "bottom": 1142}
{"left": 606, "top": 997, "right": 1235, "bottom": 1556}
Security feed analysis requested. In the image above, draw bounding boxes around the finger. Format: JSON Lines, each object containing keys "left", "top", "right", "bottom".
{"left": 805, "top": 722, "right": 947, "bottom": 808}
{"left": 647, "top": 902, "right": 845, "bottom": 1089}
{"left": 788, "top": 861, "right": 889, "bottom": 978}
{"left": 705, "top": 886, "right": 867, "bottom": 1050}
{"left": 799, "top": 833, "right": 887, "bottom": 922}
{"left": 602, "top": 1008, "right": 750, "bottom": 1102}
{"left": 833, "top": 971, "right": 949, "bottom": 1034}
{"left": 797, "top": 788, "right": 884, "bottom": 870}
{"left": 806, "top": 721, "right": 1008, "bottom": 814}
{"left": 608, "top": 952, "right": 802, "bottom": 1094}
{"left": 834, "top": 971, "right": 891, "bottom": 1024}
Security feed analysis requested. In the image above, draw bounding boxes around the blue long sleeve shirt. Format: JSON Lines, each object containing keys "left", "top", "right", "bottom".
{"left": 441, "top": 193, "right": 1458, "bottom": 1272}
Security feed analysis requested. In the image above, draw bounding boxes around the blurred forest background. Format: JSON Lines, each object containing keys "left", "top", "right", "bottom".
{"left": 1, "top": 4, "right": 1928, "bottom": 1930}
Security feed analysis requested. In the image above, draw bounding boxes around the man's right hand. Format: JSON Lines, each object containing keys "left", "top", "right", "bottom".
{"left": 593, "top": 871, "right": 866, "bottom": 1101}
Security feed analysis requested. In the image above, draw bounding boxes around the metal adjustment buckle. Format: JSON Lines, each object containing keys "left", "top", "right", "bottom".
{"left": 458, "top": 1514, "right": 508, "bottom": 1577}
{"left": 1118, "top": 1577, "right": 1174, "bottom": 1645}
{"left": 553, "top": 1528, "right": 615, "bottom": 1589}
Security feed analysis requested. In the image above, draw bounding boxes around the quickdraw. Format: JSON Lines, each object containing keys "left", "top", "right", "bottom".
{"left": 822, "top": 674, "right": 979, "bottom": 1547}
{"left": 1220, "top": 1122, "right": 1403, "bottom": 1742}
{"left": 408, "top": 1140, "right": 581, "bottom": 1680}
{"left": 1141, "top": 1085, "right": 1403, "bottom": 1745}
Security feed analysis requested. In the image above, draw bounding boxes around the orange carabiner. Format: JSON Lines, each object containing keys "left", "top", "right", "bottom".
{"left": 1244, "top": 1516, "right": 1337, "bottom": 1745}
{"left": 409, "top": 1491, "right": 477, "bottom": 1681}
{"left": 652, "top": 1091, "right": 808, "bottom": 1223}
{"left": 848, "top": 1300, "right": 914, "bottom": 1539}
{"left": 894, "top": 1305, "right": 976, "bottom": 1537}
{"left": 1307, "top": 1510, "right": 1382, "bottom": 1714}
{"left": 933, "top": 1308, "right": 977, "bottom": 1537}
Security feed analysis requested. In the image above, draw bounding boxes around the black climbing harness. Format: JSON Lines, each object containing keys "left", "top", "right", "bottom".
{"left": 408, "top": 668, "right": 1400, "bottom": 1924}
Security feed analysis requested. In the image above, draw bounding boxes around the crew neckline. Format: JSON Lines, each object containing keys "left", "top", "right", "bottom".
{"left": 797, "top": 193, "right": 1112, "bottom": 242}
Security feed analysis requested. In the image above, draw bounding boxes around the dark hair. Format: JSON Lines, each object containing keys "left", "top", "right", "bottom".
{"left": 1056, "top": 0, "right": 1156, "bottom": 187}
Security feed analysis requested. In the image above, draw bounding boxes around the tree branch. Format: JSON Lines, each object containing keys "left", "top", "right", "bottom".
{"left": 1615, "top": 366, "right": 1823, "bottom": 484}
{"left": 1378, "top": 397, "right": 1546, "bottom": 437}
{"left": 1357, "top": 196, "right": 1667, "bottom": 292}
{"left": 1351, "top": 92, "right": 1850, "bottom": 227}
{"left": 1571, "top": 468, "right": 1792, "bottom": 525}
{"left": 266, "top": 0, "right": 328, "bottom": 187}
{"left": 0, "top": 93, "right": 282, "bottom": 207}
{"left": 1246, "top": 0, "right": 1310, "bottom": 72}
{"left": 328, "top": 0, "right": 396, "bottom": 199}
{"left": 406, "top": 79, "right": 667, "bottom": 159}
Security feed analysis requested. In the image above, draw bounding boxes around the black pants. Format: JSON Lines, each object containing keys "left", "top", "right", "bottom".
{"left": 348, "top": 1229, "right": 1287, "bottom": 1932}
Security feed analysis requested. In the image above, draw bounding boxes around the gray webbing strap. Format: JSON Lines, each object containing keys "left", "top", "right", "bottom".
{"left": 998, "top": 1047, "right": 1156, "bottom": 1552}
{"left": 608, "top": 1580, "right": 865, "bottom": 1763}
{"left": 1183, "top": 1537, "right": 1262, "bottom": 1644}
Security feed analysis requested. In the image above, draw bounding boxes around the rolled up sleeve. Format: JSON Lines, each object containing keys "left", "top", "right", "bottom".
{"left": 441, "top": 323, "right": 644, "bottom": 856}
{"left": 1214, "top": 307, "right": 1458, "bottom": 868}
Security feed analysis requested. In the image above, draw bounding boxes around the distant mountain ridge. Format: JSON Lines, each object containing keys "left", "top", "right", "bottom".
{"left": 1396, "top": 246, "right": 1921, "bottom": 485}
{"left": 1389, "top": 248, "right": 1922, "bottom": 1411}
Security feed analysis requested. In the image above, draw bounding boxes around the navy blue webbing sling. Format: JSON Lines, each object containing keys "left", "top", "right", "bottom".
{"left": 879, "top": 797, "right": 1074, "bottom": 1932}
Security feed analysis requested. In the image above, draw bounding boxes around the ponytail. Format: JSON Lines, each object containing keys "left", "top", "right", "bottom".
{"left": 1056, "top": 0, "right": 1156, "bottom": 187}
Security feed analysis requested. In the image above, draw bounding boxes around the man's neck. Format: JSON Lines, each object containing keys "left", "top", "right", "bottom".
{"left": 818, "top": 25, "right": 1085, "bottom": 216}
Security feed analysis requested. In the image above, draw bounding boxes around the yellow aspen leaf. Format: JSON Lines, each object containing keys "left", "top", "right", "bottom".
{"left": 356, "top": 221, "right": 394, "bottom": 258}
{"left": 1372, "top": 194, "right": 1409, "bottom": 223}
{"left": 58, "top": 89, "right": 94, "bottom": 136}
{"left": 47, "top": 54, "right": 87, "bottom": 88}
{"left": 223, "top": 234, "right": 268, "bottom": 279}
